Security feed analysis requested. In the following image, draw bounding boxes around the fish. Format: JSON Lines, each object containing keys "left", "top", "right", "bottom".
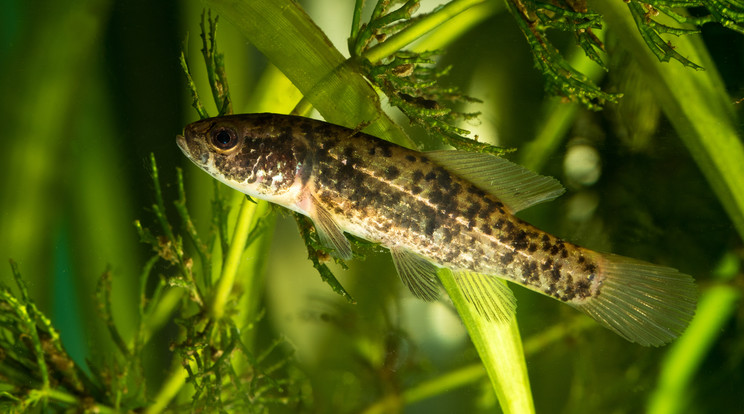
{"left": 176, "top": 113, "right": 697, "bottom": 346}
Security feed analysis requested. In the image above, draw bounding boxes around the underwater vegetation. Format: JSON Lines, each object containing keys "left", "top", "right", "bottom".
{"left": 0, "top": 1, "right": 743, "bottom": 412}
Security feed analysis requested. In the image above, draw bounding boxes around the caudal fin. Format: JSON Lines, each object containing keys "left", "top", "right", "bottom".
{"left": 571, "top": 254, "right": 697, "bottom": 347}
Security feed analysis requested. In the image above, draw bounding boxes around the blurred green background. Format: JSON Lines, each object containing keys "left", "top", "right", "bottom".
{"left": 1, "top": 1, "right": 742, "bottom": 413}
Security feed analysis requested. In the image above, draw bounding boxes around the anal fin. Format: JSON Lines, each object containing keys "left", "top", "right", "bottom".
{"left": 390, "top": 247, "right": 440, "bottom": 301}
{"left": 453, "top": 271, "right": 516, "bottom": 323}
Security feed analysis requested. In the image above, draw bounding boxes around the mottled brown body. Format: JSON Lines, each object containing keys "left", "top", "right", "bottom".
{"left": 302, "top": 120, "right": 599, "bottom": 304}
{"left": 178, "top": 113, "right": 696, "bottom": 346}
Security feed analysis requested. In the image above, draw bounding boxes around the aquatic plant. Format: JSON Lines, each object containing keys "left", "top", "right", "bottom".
{"left": 0, "top": 1, "right": 742, "bottom": 412}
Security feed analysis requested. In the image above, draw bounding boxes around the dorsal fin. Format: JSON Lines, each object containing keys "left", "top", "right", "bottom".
{"left": 424, "top": 150, "right": 565, "bottom": 213}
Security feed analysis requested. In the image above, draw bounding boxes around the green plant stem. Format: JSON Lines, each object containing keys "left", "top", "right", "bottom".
{"left": 591, "top": 0, "right": 744, "bottom": 241}
{"left": 439, "top": 271, "right": 534, "bottom": 414}
{"left": 212, "top": 197, "right": 258, "bottom": 319}
{"left": 522, "top": 315, "right": 596, "bottom": 354}
{"left": 234, "top": 200, "right": 274, "bottom": 346}
{"left": 519, "top": 99, "right": 578, "bottom": 172}
{"left": 37, "top": 388, "right": 78, "bottom": 406}
{"left": 361, "top": 313, "right": 594, "bottom": 413}
{"left": 350, "top": 0, "right": 365, "bottom": 45}
{"left": 410, "top": 1, "right": 501, "bottom": 53}
{"left": 139, "top": 287, "right": 185, "bottom": 345}
{"left": 14, "top": 386, "right": 119, "bottom": 414}
{"left": 362, "top": 0, "right": 486, "bottom": 64}
{"left": 361, "top": 364, "right": 485, "bottom": 414}
{"left": 143, "top": 361, "right": 190, "bottom": 414}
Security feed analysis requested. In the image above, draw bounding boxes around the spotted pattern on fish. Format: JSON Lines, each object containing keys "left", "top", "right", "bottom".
{"left": 269, "top": 116, "right": 601, "bottom": 303}
{"left": 177, "top": 113, "right": 697, "bottom": 347}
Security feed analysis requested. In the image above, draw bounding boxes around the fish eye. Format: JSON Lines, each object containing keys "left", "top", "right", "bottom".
{"left": 211, "top": 127, "right": 238, "bottom": 151}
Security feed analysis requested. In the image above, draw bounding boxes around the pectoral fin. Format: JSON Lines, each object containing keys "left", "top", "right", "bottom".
{"left": 453, "top": 271, "right": 516, "bottom": 323}
{"left": 309, "top": 200, "right": 353, "bottom": 260}
{"left": 425, "top": 150, "right": 565, "bottom": 213}
{"left": 390, "top": 247, "right": 440, "bottom": 301}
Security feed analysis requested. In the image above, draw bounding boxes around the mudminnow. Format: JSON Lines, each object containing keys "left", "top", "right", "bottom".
{"left": 177, "top": 113, "right": 696, "bottom": 346}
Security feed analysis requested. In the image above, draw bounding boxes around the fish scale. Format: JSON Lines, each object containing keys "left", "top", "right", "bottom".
{"left": 177, "top": 113, "right": 697, "bottom": 347}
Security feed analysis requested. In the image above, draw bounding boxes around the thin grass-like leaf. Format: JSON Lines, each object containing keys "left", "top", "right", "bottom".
{"left": 439, "top": 270, "right": 534, "bottom": 414}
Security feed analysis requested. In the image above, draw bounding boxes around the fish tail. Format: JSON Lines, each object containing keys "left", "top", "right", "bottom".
{"left": 570, "top": 253, "right": 697, "bottom": 346}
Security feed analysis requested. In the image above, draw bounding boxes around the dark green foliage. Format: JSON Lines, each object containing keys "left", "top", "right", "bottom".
{"left": 0, "top": 261, "right": 144, "bottom": 412}
{"left": 0, "top": 154, "right": 300, "bottom": 412}
{"left": 136, "top": 156, "right": 302, "bottom": 413}
{"left": 181, "top": 11, "right": 233, "bottom": 120}
{"left": 1, "top": 0, "right": 743, "bottom": 412}
{"left": 362, "top": 51, "right": 498, "bottom": 153}
{"left": 504, "top": 0, "right": 621, "bottom": 110}
{"left": 502, "top": 0, "right": 744, "bottom": 108}
{"left": 350, "top": 0, "right": 511, "bottom": 154}
{"left": 200, "top": 12, "right": 233, "bottom": 117}
{"left": 0, "top": 262, "right": 92, "bottom": 412}
{"left": 625, "top": 1, "right": 703, "bottom": 69}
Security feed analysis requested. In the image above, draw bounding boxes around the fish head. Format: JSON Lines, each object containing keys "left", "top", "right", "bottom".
{"left": 177, "top": 114, "right": 309, "bottom": 199}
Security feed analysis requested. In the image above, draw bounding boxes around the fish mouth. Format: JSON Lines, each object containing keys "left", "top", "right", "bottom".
{"left": 176, "top": 132, "right": 210, "bottom": 167}
{"left": 176, "top": 134, "right": 188, "bottom": 155}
